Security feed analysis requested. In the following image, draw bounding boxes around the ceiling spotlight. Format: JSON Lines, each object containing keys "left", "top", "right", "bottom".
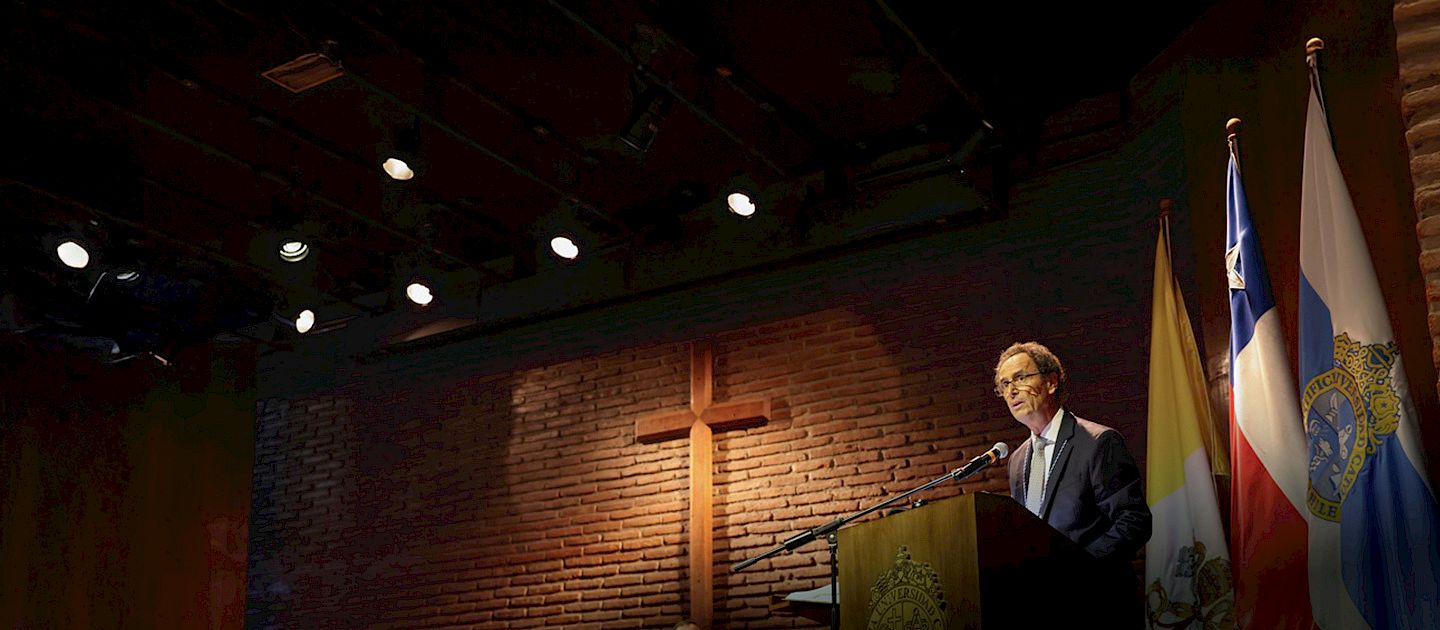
{"left": 56, "top": 239, "right": 91, "bottom": 269}
{"left": 294, "top": 309, "right": 315, "bottom": 333}
{"left": 383, "top": 119, "right": 423, "bottom": 180}
{"left": 549, "top": 235, "right": 580, "bottom": 260}
{"left": 382, "top": 157, "right": 415, "bottom": 181}
{"left": 278, "top": 240, "right": 310, "bottom": 263}
{"left": 726, "top": 191, "right": 757, "bottom": 218}
{"left": 618, "top": 85, "right": 673, "bottom": 154}
{"left": 405, "top": 281, "right": 434, "bottom": 306}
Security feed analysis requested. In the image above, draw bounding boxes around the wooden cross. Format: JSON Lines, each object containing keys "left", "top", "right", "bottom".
{"left": 635, "top": 339, "right": 770, "bottom": 628}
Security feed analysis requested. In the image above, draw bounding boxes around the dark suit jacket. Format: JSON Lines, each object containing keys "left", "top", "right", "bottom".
{"left": 1008, "top": 410, "right": 1152, "bottom": 562}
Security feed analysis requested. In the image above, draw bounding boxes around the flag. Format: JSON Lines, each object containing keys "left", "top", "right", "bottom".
{"left": 1226, "top": 150, "right": 1312, "bottom": 628}
{"left": 1298, "top": 51, "right": 1440, "bottom": 630}
{"left": 1145, "top": 215, "right": 1234, "bottom": 629}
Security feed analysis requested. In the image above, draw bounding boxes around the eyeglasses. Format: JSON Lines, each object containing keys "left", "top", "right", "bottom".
{"left": 994, "top": 371, "right": 1044, "bottom": 397}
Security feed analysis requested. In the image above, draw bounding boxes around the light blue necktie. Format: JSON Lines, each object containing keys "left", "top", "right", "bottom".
{"left": 1025, "top": 436, "right": 1050, "bottom": 516}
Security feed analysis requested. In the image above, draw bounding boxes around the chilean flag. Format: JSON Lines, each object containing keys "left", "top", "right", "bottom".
{"left": 1226, "top": 151, "right": 1313, "bottom": 629}
{"left": 1299, "top": 52, "right": 1440, "bottom": 629}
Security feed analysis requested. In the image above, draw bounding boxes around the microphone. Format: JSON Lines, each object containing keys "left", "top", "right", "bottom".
{"left": 950, "top": 442, "right": 1010, "bottom": 481}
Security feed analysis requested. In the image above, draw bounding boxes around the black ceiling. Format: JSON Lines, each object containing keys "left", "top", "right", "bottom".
{"left": 1, "top": 0, "right": 1214, "bottom": 362}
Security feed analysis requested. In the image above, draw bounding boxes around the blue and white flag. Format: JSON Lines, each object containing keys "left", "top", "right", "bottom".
{"left": 1299, "top": 50, "right": 1440, "bottom": 629}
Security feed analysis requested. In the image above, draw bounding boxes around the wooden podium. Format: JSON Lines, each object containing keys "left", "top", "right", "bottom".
{"left": 837, "top": 492, "right": 1133, "bottom": 629}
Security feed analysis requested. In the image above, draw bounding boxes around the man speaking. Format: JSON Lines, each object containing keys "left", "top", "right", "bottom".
{"left": 994, "top": 341, "right": 1152, "bottom": 623}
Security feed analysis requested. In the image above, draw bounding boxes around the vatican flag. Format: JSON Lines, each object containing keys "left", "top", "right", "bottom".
{"left": 1145, "top": 214, "right": 1234, "bottom": 629}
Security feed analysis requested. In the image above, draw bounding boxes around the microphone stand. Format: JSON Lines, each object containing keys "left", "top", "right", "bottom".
{"left": 732, "top": 458, "right": 997, "bottom": 629}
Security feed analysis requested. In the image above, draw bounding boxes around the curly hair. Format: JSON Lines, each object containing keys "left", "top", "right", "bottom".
{"left": 995, "top": 341, "right": 1067, "bottom": 400}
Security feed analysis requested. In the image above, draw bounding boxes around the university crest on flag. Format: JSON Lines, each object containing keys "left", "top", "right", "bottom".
{"left": 1303, "top": 334, "right": 1403, "bottom": 523}
{"left": 1298, "top": 38, "right": 1440, "bottom": 629}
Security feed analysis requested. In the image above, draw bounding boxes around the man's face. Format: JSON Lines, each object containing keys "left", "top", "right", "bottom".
{"left": 995, "top": 353, "right": 1057, "bottom": 425}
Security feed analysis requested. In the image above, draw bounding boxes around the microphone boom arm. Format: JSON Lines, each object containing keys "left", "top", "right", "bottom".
{"left": 731, "top": 447, "right": 1002, "bottom": 572}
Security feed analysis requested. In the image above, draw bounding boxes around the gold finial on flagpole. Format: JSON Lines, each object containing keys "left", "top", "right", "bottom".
{"left": 1226, "top": 117, "right": 1242, "bottom": 161}
{"left": 1159, "top": 198, "right": 1174, "bottom": 220}
{"left": 1305, "top": 38, "right": 1326, "bottom": 98}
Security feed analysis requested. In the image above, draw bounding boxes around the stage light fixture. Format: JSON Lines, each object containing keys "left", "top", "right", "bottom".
{"left": 56, "top": 239, "right": 91, "bottom": 269}
{"left": 406, "top": 280, "right": 434, "bottom": 306}
{"left": 294, "top": 309, "right": 316, "bottom": 333}
{"left": 549, "top": 235, "right": 580, "bottom": 261}
{"left": 274, "top": 292, "right": 325, "bottom": 335}
{"left": 382, "top": 157, "right": 415, "bottom": 181}
{"left": 382, "top": 117, "right": 423, "bottom": 181}
{"left": 726, "top": 191, "right": 757, "bottom": 217}
{"left": 278, "top": 240, "right": 310, "bottom": 263}
{"left": 618, "top": 85, "right": 673, "bottom": 154}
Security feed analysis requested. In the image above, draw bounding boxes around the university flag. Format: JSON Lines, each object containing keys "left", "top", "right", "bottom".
{"left": 1298, "top": 47, "right": 1440, "bottom": 630}
{"left": 1225, "top": 149, "right": 1312, "bottom": 628}
{"left": 1145, "top": 215, "right": 1235, "bottom": 629}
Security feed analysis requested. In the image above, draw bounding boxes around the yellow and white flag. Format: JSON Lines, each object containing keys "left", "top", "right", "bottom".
{"left": 1145, "top": 216, "right": 1234, "bottom": 629}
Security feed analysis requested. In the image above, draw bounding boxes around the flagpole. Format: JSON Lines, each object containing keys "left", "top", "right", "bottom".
{"left": 1147, "top": 186, "right": 1239, "bottom": 627}
{"left": 1220, "top": 118, "right": 1243, "bottom": 478}
{"left": 1156, "top": 198, "right": 1175, "bottom": 301}
{"left": 1305, "top": 37, "right": 1325, "bottom": 93}
{"left": 1305, "top": 38, "right": 1333, "bottom": 144}
{"left": 1297, "top": 33, "right": 1440, "bottom": 628}
{"left": 1226, "top": 105, "right": 1315, "bottom": 628}
{"left": 1305, "top": 37, "right": 1324, "bottom": 61}
{"left": 1160, "top": 192, "right": 1232, "bottom": 481}
{"left": 1226, "top": 117, "right": 1242, "bottom": 169}
{"left": 1156, "top": 197, "right": 1174, "bottom": 312}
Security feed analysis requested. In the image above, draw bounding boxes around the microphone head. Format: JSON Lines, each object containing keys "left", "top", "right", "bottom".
{"left": 993, "top": 442, "right": 1010, "bottom": 459}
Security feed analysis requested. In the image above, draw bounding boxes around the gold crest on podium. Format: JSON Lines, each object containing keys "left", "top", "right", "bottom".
{"left": 864, "top": 546, "right": 948, "bottom": 629}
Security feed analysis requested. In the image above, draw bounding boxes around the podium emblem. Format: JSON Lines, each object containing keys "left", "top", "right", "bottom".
{"left": 865, "top": 546, "right": 948, "bottom": 629}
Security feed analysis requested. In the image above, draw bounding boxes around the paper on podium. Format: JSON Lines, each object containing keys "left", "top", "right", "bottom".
{"left": 784, "top": 582, "right": 835, "bottom": 605}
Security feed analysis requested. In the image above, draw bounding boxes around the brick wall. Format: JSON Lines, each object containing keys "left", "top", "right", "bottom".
{"left": 247, "top": 103, "right": 1184, "bottom": 627}
{"left": 1397, "top": 0, "right": 1440, "bottom": 396}
{"left": 247, "top": 1, "right": 1437, "bottom": 628}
